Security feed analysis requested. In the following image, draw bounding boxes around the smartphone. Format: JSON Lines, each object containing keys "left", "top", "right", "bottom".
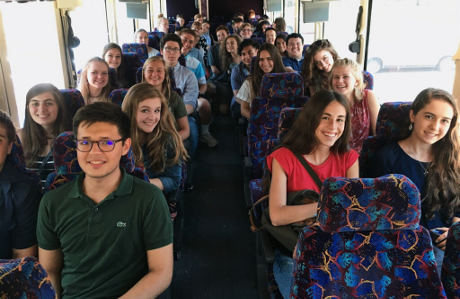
{"left": 430, "top": 228, "right": 446, "bottom": 244}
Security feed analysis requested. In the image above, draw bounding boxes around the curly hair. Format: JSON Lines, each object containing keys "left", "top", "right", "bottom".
{"left": 219, "top": 34, "right": 242, "bottom": 72}
{"left": 301, "top": 39, "right": 339, "bottom": 94}
{"left": 121, "top": 83, "right": 187, "bottom": 173}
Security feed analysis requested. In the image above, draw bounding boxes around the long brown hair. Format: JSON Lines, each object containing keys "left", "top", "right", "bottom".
{"left": 121, "top": 83, "right": 187, "bottom": 172}
{"left": 79, "top": 57, "right": 112, "bottom": 104}
{"left": 402, "top": 88, "right": 460, "bottom": 220}
{"left": 220, "top": 34, "right": 242, "bottom": 72}
{"left": 301, "top": 39, "right": 339, "bottom": 93}
{"left": 22, "top": 83, "right": 71, "bottom": 167}
{"left": 142, "top": 56, "right": 172, "bottom": 101}
{"left": 248, "top": 43, "right": 286, "bottom": 98}
{"left": 102, "top": 43, "right": 128, "bottom": 88}
{"left": 280, "top": 90, "right": 351, "bottom": 155}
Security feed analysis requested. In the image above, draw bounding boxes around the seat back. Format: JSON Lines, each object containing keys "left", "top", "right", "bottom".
{"left": 291, "top": 174, "right": 446, "bottom": 299}
{"left": 122, "top": 43, "right": 148, "bottom": 64}
{"left": 277, "top": 107, "right": 302, "bottom": 140}
{"left": 442, "top": 221, "right": 460, "bottom": 299}
{"left": 122, "top": 52, "right": 141, "bottom": 87}
{"left": 60, "top": 89, "right": 85, "bottom": 119}
{"left": 109, "top": 89, "right": 129, "bottom": 107}
{"left": 360, "top": 102, "right": 412, "bottom": 177}
{"left": 45, "top": 132, "right": 148, "bottom": 192}
{"left": 0, "top": 256, "right": 56, "bottom": 298}
{"left": 6, "top": 134, "right": 41, "bottom": 185}
{"left": 363, "top": 70, "right": 374, "bottom": 90}
{"left": 247, "top": 73, "right": 308, "bottom": 178}
{"left": 148, "top": 35, "right": 160, "bottom": 51}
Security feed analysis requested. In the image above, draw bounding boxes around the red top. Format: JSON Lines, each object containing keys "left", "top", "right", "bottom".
{"left": 267, "top": 147, "right": 359, "bottom": 193}
{"left": 350, "top": 89, "right": 370, "bottom": 153}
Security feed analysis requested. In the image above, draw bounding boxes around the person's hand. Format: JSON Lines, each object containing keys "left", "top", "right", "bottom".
{"left": 433, "top": 227, "right": 449, "bottom": 251}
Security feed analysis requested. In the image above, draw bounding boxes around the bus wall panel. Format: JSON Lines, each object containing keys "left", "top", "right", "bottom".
{"left": 166, "top": 0, "right": 199, "bottom": 24}
{"left": 208, "top": 0, "right": 263, "bottom": 23}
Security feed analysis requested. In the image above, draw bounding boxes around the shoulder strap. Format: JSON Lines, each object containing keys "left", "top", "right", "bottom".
{"left": 38, "top": 149, "right": 53, "bottom": 175}
{"left": 293, "top": 152, "right": 322, "bottom": 190}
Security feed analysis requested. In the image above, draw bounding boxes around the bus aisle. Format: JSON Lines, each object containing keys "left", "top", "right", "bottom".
{"left": 171, "top": 112, "right": 259, "bottom": 298}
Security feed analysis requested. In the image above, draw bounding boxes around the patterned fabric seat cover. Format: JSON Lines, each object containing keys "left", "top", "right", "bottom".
{"left": 122, "top": 43, "right": 148, "bottom": 64}
{"left": 59, "top": 89, "right": 85, "bottom": 119}
{"left": 0, "top": 256, "right": 56, "bottom": 298}
{"left": 359, "top": 102, "right": 412, "bottom": 177}
{"left": 363, "top": 70, "right": 374, "bottom": 90}
{"left": 247, "top": 73, "right": 308, "bottom": 179}
{"left": 291, "top": 174, "right": 446, "bottom": 299}
{"left": 45, "top": 132, "right": 148, "bottom": 193}
{"left": 442, "top": 221, "right": 460, "bottom": 299}
{"left": 109, "top": 89, "right": 129, "bottom": 107}
{"left": 277, "top": 107, "right": 302, "bottom": 140}
{"left": 122, "top": 52, "right": 141, "bottom": 87}
{"left": 6, "top": 135, "right": 41, "bottom": 186}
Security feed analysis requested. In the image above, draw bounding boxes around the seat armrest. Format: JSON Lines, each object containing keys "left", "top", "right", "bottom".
{"left": 259, "top": 229, "right": 275, "bottom": 264}
{"left": 244, "top": 156, "right": 253, "bottom": 178}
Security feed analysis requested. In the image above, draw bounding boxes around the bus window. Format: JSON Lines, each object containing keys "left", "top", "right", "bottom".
{"left": 298, "top": 9, "right": 315, "bottom": 44}
{"left": 323, "top": 0, "right": 361, "bottom": 60}
{"left": 284, "top": 0, "right": 297, "bottom": 34}
{"left": 68, "top": 0, "right": 108, "bottom": 72}
{"left": 115, "top": 0, "right": 151, "bottom": 44}
{"left": 0, "top": 1, "right": 68, "bottom": 126}
{"left": 367, "top": 0, "right": 459, "bottom": 104}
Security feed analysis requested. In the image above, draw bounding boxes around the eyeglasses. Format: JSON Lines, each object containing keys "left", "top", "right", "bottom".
{"left": 181, "top": 38, "right": 194, "bottom": 45}
{"left": 306, "top": 39, "right": 329, "bottom": 53}
{"left": 75, "top": 139, "right": 124, "bottom": 152}
{"left": 164, "top": 47, "right": 180, "bottom": 53}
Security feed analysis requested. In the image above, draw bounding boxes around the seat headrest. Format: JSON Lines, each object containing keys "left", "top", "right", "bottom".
{"left": 260, "top": 73, "right": 304, "bottom": 98}
{"left": 376, "top": 102, "right": 412, "bottom": 141}
{"left": 318, "top": 174, "right": 421, "bottom": 232}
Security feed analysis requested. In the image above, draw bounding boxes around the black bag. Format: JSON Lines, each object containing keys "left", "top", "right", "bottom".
{"left": 249, "top": 152, "right": 322, "bottom": 253}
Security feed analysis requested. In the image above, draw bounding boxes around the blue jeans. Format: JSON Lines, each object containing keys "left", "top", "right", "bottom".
{"left": 187, "top": 116, "right": 199, "bottom": 158}
{"left": 274, "top": 250, "right": 294, "bottom": 299}
{"left": 432, "top": 245, "right": 444, "bottom": 277}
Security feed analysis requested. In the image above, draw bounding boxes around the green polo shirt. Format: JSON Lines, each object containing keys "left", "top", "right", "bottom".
{"left": 37, "top": 168, "right": 173, "bottom": 299}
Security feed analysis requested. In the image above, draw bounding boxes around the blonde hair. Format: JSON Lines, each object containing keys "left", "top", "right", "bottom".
{"left": 194, "top": 14, "right": 203, "bottom": 21}
{"left": 79, "top": 57, "right": 111, "bottom": 104}
{"left": 142, "top": 56, "right": 172, "bottom": 101}
{"left": 121, "top": 83, "right": 187, "bottom": 172}
{"left": 329, "top": 58, "right": 365, "bottom": 101}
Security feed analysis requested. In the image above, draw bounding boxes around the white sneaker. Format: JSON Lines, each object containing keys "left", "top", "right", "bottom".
{"left": 200, "top": 132, "right": 218, "bottom": 147}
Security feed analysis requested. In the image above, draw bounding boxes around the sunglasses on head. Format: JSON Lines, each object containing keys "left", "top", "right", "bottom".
{"left": 306, "top": 39, "right": 329, "bottom": 53}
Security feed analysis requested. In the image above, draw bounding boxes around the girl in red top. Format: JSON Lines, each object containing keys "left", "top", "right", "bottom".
{"left": 266, "top": 89, "right": 359, "bottom": 298}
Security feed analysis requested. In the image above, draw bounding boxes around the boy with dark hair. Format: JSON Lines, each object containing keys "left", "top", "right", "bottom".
{"left": 265, "top": 27, "right": 277, "bottom": 45}
{"left": 283, "top": 33, "right": 305, "bottom": 72}
{"left": 232, "top": 17, "right": 244, "bottom": 34}
{"left": 231, "top": 39, "right": 259, "bottom": 118}
{"left": 0, "top": 110, "right": 41, "bottom": 259}
{"left": 37, "top": 102, "right": 173, "bottom": 298}
{"left": 160, "top": 33, "right": 218, "bottom": 149}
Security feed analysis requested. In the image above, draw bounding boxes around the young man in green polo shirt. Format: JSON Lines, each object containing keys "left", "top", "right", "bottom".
{"left": 37, "top": 102, "right": 173, "bottom": 299}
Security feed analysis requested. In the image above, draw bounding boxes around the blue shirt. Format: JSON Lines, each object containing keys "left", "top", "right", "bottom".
{"left": 372, "top": 142, "right": 460, "bottom": 230}
{"left": 231, "top": 61, "right": 250, "bottom": 91}
{"left": 184, "top": 54, "right": 206, "bottom": 85}
{"left": 171, "top": 62, "right": 198, "bottom": 110}
{"left": 282, "top": 56, "right": 304, "bottom": 72}
{"left": 0, "top": 163, "right": 41, "bottom": 258}
{"left": 188, "top": 48, "right": 205, "bottom": 72}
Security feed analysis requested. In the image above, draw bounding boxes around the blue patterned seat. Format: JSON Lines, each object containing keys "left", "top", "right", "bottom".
{"left": 109, "top": 89, "right": 129, "bottom": 107}
{"left": 360, "top": 102, "right": 412, "bottom": 177}
{"left": 122, "top": 52, "right": 141, "bottom": 87}
{"left": 246, "top": 73, "right": 308, "bottom": 179}
{"left": 363, "top": 70, "right": 374, "bottom": 90}
{"left": 291, "top": 174, "right": 446, "bottom": 299}
{"left": 60, "top": 89, "right": 85, "bottom": 119}
{"left": 6, "top": 134, "right": 41, "bottom": 186}
{"left": 45, "top": 132, "right": 148, "bottom": 193}
{"left": 122, "top": 43, "right": 148, "bottom": 64}
{"left": 442, "top": 221, "right": 460, "bottom": 299}
{"left": 0, "top": 256, "right": 56, "bottom": 298}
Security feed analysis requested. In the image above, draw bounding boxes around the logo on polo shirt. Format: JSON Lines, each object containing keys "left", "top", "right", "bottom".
{"left": 117, "top": 221, "right": 127, "bottom": 227}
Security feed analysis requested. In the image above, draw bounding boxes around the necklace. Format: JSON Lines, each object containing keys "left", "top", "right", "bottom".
{"left": 408, "top": 143, "right": 430, "bottom": 177}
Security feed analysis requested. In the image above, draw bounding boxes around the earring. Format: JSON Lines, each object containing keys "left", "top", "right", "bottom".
{"left": 409, "top": 123, "right": 413, "bottom": 131}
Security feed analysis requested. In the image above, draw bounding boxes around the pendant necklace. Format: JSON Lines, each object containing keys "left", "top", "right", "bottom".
{"left": 409, "top": 143, "right": 430, "bottom": 177}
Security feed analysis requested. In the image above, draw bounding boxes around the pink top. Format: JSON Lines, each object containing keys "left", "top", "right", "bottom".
{"left": 267, "top": 147, "right": 359, "bottom": 193}
{"left": 350, "top": 89, "right": 370, "bottom": 153}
